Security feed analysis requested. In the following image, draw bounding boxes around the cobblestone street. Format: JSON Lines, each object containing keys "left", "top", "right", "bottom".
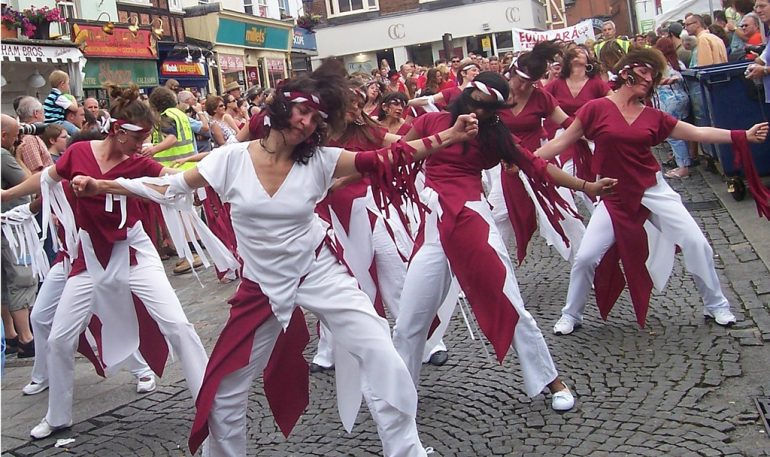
{"left": 3, "top": 157, "right": 770, "bottom": 456}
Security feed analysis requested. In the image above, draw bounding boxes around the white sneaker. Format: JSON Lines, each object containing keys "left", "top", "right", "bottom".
{"left": 704, "top": 308, "right": 737, "bottom": 327}
{"left": 553, "top": 315, "right": 581, "bottom": 335}
{"left": 30, "top": 418, "right": 71, "bottom": 440}
{"left": 22, "top": 380, "right": 49, "bottom": 395}
{"left": 551, "top": 388, "right": 575, "bottom": 411}
{"left": 136, "top": 375, "right": 156, "bottom": 393}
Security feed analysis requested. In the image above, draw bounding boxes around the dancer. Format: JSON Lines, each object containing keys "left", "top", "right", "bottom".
{"left": 1, "top": 84, "right": 209, "bottom": 440}
{"left": 391, "top": 71, "right": 617, "bottom": 412}
{"left": 408, "top": 58, "right": 480, "bottom": 111}
{"left": 488, "top": 40, "right": 584, "bottom": 263}
{"left": 535, "top": 48, "right": 768, "bottom": 335}
{"left": 378, "top": 92, "right": 412, "bottom": 135}
{"left": 72, "top": 62, "right": 480, "bottom": 457}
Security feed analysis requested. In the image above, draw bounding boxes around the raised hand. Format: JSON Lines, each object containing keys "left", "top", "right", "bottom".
{"left": 747, "top": 122, "right": 769, "bottom": 144}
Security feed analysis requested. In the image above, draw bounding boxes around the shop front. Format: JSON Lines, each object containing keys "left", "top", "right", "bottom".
{"left": 74, "top": 23, "right": 159, "bottom": 103}
{"left": 184, "top": 7, "right": 292, "bottom": 92}
{"left": 159, "top": 60, "right": 209, "bottom": 94}
{"left": 0, "top": 40, "right": 84, "bottom": 115}
{"left": 291, "top": 28, "right": 317, "bottom": 77}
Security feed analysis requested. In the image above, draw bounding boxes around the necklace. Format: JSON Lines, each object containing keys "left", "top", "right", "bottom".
{"left": 259, "top": 138, "right": 277, "bottom": 154}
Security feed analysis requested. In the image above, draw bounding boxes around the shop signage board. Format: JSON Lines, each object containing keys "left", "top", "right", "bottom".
{"left": 1, "top": 43, "right": 82, "bottom": 62}
{"left": 161, "top": 61, "right": 206, "bottom": 77}
{"left": 74, "top": 24, "right": 157, "bottom": 59}
{"left": 216, "top": 18, "right": 291, "bottom": 51}
{"left": 83, "top": 59, "right": 159, "bottom": 88}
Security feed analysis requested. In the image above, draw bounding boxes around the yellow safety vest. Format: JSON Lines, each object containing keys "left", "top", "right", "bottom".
{"left": 594, "top": 38, "right": 631, "bottom": 55}
{"left": 151, "top": 107, "right": 196, "bottom": 170}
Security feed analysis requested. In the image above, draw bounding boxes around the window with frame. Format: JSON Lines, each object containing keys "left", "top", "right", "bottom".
{"left": 198, "top": 0, "right": 209, "bottom": 5}
{"left": 244, "top": 0, "right": 254, "bottom": 15}
{"left": 326, "top": 0, "right": 378, "bottom": 17}
{"left": 278, "top": 0, "right": 289, "bottom": 16}
{"left": 57, "top": 1, "right": 77, "bottom": 36}
{"left": 257, "top": 0, "right": 268, "bottom": 17}
{"left": 168, "top": 0, "right": 183, "bottom": 12}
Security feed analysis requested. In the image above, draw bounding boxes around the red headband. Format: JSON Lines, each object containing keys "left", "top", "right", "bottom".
{"left": 283, "top": 91, "right": 328, "bottom": 119}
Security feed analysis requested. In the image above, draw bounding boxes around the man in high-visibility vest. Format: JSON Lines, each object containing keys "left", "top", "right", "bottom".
{"left": 144, "top": 86, "right": 201, "bottom": 274}
{"left": 594, "top": 20, "right": 631, "bottom": 56}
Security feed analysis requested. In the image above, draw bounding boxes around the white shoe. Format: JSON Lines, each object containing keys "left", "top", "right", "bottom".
{"left": 551, "top": 387, "right": 575, "bottom": 411}
{"left": 553, "top": 315, "right": 581, "bottom": 335}
{"left": 136, "top": 375, "right": 156, "bottom": 393}
{"left": 30, "top": 418, "right": 71, "bottom": 440}
{"left": 22, "top": 380, "right": 49, "bottom": 395}
{"left": 704, "top": 308, "right": 736, "bottom": 327}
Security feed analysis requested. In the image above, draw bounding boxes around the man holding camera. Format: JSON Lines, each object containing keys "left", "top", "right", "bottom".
{"left": 1, "top": 114, "right": 37, "bottom": 359}
{"left": 15, "top": 96, "right": 54, "bottom": 174}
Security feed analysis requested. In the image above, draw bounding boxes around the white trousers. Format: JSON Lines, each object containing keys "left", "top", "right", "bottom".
{"left": 44, "top": 259, "right": 208, "bottom": 427}
{"left": 562, "top": 173, "right": 730, "bottom": 321}
{"left": 29, "top": 262, "right": 152, "bottom": 385}
{"left": 392, "top": 200, "right": 558, "bottom": 398}
{"left": 206, "top": 248, "right": 425, "bottom": 457}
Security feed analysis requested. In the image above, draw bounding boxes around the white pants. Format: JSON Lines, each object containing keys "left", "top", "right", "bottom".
{"left": 562, "top": 173, "right": 730, "bottom": 321}
{"left": 29, "top": 262, "right": 152, "bottom": 386}
{"left": 392, "top": 199, "right": 558, "bottom": 398}
{"left": 44, "top": 259, "right": 208, "bottom": 427}
{"left": 206, "top": 248, "right": 425, "bottom": 457}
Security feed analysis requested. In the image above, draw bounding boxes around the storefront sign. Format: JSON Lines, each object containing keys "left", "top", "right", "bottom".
{"left": 73, "top": 24, "right": 157, "bottom": 59}
{"left": 292, "top": 29, "right": 317, "bottom": 52}
{"left": 216, "top": 18, "right": 291, "bottom": 51}
{"left": 83, "top": 59, "right": 159, "bottom": 88}
{"left": 246, "top": 66, "right": 260, "bottom": 85}
{"left": 161, "top": 61, "right": 206, "bottom": 77}
{"left": 1, "top": 43, "right": 82, "bottom": 62}
{"left": 511, "top": 20, "right": 595, "bottom": 51}
{"left": 219, "top": 54, "right": 245, "bottom": 72}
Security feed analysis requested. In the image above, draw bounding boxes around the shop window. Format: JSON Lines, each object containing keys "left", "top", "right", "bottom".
{"left": 244, "top": 0, "right": 254, "bottom": 15}
{"left": 326, "top": 0, "right": 378, "bottom": 18}
{"left": 168, "top": 0, "right": 183, "bottom": 12}
{"left": 58, "top": 1, "right": 77, "bottom": 36}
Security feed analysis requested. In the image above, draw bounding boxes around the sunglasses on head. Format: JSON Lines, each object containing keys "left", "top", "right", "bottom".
{"left": 386, "top": 99, "right": 406, "bottom": 107}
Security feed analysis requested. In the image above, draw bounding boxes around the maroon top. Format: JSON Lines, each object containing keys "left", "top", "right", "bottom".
{"left": 55, "top": 142, "right": 164, "bottom": 271}
{"left": 544, "top": 77, "right": 610, "bottom": 117}
{"left": 498, "top": 87, "right": 558, "bottom": 152}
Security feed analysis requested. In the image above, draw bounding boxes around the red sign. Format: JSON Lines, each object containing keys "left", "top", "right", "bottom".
{"left": 246, "top": 66, "right": 260, "bottom": 85}
{"left": 74, "top": 24, "right": 157, "bottom": 59}
{"left": 161, "top": 61, "right": 206, "bottom": 77}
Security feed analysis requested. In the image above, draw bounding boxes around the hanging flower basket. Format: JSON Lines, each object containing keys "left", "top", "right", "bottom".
{"left": 20, "top": 5, "right": 66, "bottom": 39}
{"left": 1, "top": 5, "right": 22, "bottom": 39}
{"left": 296, "top": 13, "right": 321, "bottom": 32}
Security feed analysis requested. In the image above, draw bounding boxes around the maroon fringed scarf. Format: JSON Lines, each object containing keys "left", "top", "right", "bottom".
{"left": 731, "top": 130, "right": 770, "bottom": 219}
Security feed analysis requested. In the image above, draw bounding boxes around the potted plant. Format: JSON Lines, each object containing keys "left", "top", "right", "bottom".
{"left": 296, "top": 13, "right": 321, "bottom": 32}
{"left": 1, "top": 5, "right": 23, "bottom": 39}
{"left": 21, "top": 5, "right": 66, "bottom": 40}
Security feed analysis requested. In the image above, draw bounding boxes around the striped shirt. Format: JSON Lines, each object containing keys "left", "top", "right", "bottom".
{"left": 43, "top": 88, "right": 70, "bottom": 123}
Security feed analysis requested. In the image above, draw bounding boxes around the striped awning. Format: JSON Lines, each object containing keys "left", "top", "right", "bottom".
{"left": 1, "top": 42, "right": 83, "bottom": 63}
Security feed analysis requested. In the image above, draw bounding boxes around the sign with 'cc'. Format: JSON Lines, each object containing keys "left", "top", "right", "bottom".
{"left": 387, "top": 24, "right": 405, "bottom": 40}
{"left": 505, "top": 7, "right": 521, "bottom": 23}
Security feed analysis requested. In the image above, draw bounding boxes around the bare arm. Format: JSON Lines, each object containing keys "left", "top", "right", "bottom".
{"left": 0, "top": 167, "right": 61, "bottom": 201}
{"left": 72, "top": 165, "right": 209, "bottom": 198}
{"left": 223, "top": 113, "right": 239, "bottom": 132}
{"left": 382, "top": 132, "right": 401, "bottom": 147}
{"left": 670, "top": 121, "right": 769, "bottom": 143}
{"left": 408, "top": 92, "right": 445, "bottom": 107}
{"left": 547, "top": 106, "right": 569, "bottom": 126}
{"left": 142, "top": 134, "right": 177, "bottom": 157}
{"left": 236, "top": 123, "right": 251, "bottom": 142}
{"left": 332, "top": 114, "right": 478, "bottom": 178}
{"left": 546, "top": 163, "right": 617, "bottom": 198}
{"left": 211, "top": 123, "right": 226, "bottom": 147}
{"left": 535, "top": 118, "right": 585, "bottom": 160}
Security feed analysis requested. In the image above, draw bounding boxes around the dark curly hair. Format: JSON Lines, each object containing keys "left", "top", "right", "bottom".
{"left": 511, "top": 39, "right": 562, "bottom": 81}
{"left": 561, "top": 45, "right": 601, "bottom": 78}
{"left": 261, "top": 58, "right": 348, "bottom": 164}
{"left": 612, "top": 47, "right": 666, "bottom": 95}
{"left": 377, "top": 91, "right": 409, "bottom": 121}
{"left": 448, "top": 71, "right": 524, "bottom": 166}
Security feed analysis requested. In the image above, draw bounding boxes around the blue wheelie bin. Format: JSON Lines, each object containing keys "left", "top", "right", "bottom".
{"left": 682, "top": 61, "right": 770, "bottom": 200}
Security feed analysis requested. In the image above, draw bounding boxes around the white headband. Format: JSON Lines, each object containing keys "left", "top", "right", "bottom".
{"left": 468, "top": 81, "right": 505, "bottom": 103}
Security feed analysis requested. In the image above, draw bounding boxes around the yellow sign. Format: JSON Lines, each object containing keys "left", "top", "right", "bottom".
{"left": 245, "top": 26, "right": 267, "bottom": 47}
{"left": 481, "top": 37, "right": 491, "bottom": 50}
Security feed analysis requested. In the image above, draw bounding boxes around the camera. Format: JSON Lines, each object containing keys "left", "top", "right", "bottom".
{"left": 18, "top": 122, "right": 48, "bottom": 136}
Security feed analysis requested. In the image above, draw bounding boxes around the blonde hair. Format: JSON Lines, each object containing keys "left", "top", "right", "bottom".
{"left": 49, "top": 70, "right": 69, "bottom": 90}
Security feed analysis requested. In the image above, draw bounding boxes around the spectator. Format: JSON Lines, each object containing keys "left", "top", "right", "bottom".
{"left": 448, "top": 56, "right": 462, "bottom": 84}
{"left": 595, "top": 20, "right": 631, "bottom": 55}
{"left": 205, "top": 95, "right": 238, "bottom": 147}
{"left": 668, "top": 22, "right": 692, "bottom": 67}
{"left": 488, "top": 55, "right": 501, "bottom": 73}
{"left": 42, "top": 70, "right": 78, "bottom": 125}
{"left": 655, "top": 37, "right": 692, "bottom": 178}
{"left": 83, "top": 97, "right": 99, "bottom": 116}
{"left": 0, "top": 114, "right": 36, "bottom": 359}
{"left": 245, "top": 86, "right": 263, "bottom": 118}
{"left": 62, "top": 105, "right": 85, "bottom": 136}
{"left": 740, "top": 12, "right": 764, "bottom": 47}
{"left": 745, "top": 0, "right": 770, "bottom": 102}
{"left": 41, "top": 124, "right": 68, "bottom": 163}
{"left": 224, "top": 81, "right": 241, "bottom": 100}
{"left": 164, "top": 78, "right": 181, "bottom": 92}
{"left": 685, "top": 13, "right": 728, "bottom": 66}
{"left": 15, "top": 97, "right": 53, "bottom": 174}
{"left": 708, "top": 23, "right": 732, "bottom": 50}
{"left": 178, "top": 90, "right": 211, "bottom": 154}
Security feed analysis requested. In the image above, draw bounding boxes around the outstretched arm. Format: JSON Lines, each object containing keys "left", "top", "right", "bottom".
{"left": 332, "top": 113, "right": 478, "bottom": 178}
{"left": 1, "top": 166, "right": 61, "bottom": 201}
{"left": 535, "top": 118, "right": 585, "bottom": 160}
{"left": 408, "top": 92, "right": 445, "bottom": 107}
{"left": 670, "top": 121, "right": 769, "bottom": 144}
{"left": 71, "top": 165, "right": 208, "bottom": 198}
{"left": 546, "top": 163, "right": 617, "bottom": 198}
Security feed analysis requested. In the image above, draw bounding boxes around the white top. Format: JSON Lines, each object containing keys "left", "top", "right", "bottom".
{"left": 198, "top": 142, "right": 343, "bottom": 328}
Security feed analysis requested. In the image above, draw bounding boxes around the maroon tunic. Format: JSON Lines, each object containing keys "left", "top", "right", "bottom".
{"left": 576, "top": 97, "right": 678, "bottom": 326}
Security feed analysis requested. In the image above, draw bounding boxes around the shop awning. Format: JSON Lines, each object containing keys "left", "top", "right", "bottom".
{"left": 1, "top": 42, "right": 83, "bottom": 63}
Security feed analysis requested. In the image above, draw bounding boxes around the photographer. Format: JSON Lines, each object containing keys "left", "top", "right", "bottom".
{"left": 15, "top": 97, "right": 53, "bottom": 174}
{"left": 177, "top": 91, "right": 211, "bottom": 154}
